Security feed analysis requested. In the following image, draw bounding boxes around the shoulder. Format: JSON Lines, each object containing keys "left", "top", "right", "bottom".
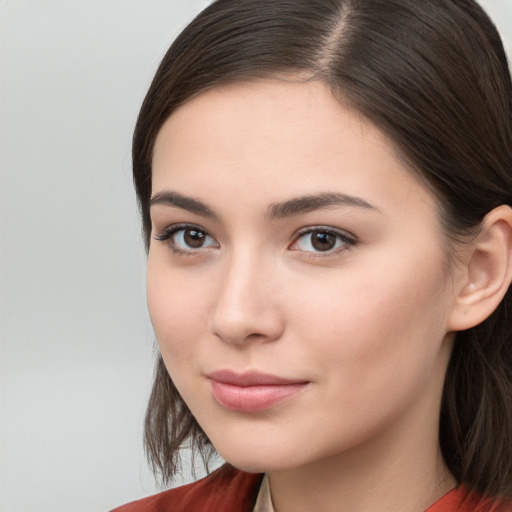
{"left": 426, "top": 486, "right": 511, "bottom": 512}
{"left": 110, "top": 464, "right": 264, "bottom": 512}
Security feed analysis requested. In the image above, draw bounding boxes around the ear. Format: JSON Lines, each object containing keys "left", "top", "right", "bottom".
{"left": 448, "top": 205, "right": 512, "bottom": 332}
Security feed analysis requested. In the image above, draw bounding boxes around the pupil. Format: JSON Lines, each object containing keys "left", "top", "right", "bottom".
{"left": 312, "top": 231, "right": 335, "bottom": 251}
{"left": 184, "top": 229, "right": 205, "bottom": 248}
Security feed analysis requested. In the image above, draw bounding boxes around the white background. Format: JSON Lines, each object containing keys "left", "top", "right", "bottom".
{"left": 0, "top": 1, "right": 510, "bottom": 511}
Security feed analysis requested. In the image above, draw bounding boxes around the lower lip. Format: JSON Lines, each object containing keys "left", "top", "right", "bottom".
{"left": 209, "top": 380, "right": 308, "bottom": 413}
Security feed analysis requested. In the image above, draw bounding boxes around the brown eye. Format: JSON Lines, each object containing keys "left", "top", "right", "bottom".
{"left": 183, "top": 228, "right": 207, "bottom": 248}
{"left": 291, "top": 227, "right": 354, "bottom": 255}
{"left": 154, "top": 224, "right": 218, "bottom": 253}
{"left": 311, "top": 231, "right": 337, "bottom": 251}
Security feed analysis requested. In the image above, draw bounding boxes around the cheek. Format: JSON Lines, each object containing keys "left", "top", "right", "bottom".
{"left": 146, "top": 258, "right": 210, "bottom": 360}
{"left": 289, "top": 248, "right": 450, "bottom": 379}
{"left": 282, "top": 259, "right": 451, "bottom": 447}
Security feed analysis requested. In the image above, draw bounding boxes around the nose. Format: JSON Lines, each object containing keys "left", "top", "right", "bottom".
{"left": 209, "top": 251, "right": 285, "bottom": 346}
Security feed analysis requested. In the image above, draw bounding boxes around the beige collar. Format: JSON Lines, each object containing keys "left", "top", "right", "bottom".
{"left": 253, "top": 474, "right": 275, "bottom": 512}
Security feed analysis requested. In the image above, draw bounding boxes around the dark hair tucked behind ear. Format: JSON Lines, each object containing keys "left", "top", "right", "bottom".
{"left": 133, "top": 0, "right": 512, "bottom": 498}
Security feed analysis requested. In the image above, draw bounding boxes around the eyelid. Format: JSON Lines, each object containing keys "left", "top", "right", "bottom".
{"left": 293, "top": 225, "right": 356, "bottom": 239}
{"left": 154, "top": 222, "right": 210, "bottom": 238}
{"left": 153, "top": 222, "right": 195, "bottom": 241}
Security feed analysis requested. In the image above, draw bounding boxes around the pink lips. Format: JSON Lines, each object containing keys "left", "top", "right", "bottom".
{"left": 207, "top": 370, "right": 309, "bottom": 413}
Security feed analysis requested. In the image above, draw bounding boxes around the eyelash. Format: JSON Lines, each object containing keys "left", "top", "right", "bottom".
{"left": 153, "top": 223, "right": 357, "bottom": 257}
{"left": 154, "top": 223, "right": 217, "bottom": 256}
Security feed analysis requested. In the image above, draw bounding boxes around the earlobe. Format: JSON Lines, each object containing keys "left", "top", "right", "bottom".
{"left": 448, "top": 205, "right": 512, "bottom": 332}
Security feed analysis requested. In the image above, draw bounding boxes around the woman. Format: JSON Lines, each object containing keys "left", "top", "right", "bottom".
{"left": 113, "top": 0, "right": 512, "bottom": 510}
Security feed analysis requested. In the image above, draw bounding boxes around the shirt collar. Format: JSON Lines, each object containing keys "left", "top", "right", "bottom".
{"left": 253, "top": 474, "right": 275, "bottom": 512}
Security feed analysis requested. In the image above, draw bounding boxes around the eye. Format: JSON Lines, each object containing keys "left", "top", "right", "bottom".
{"left": 290, "top": 227, "right": 355, "bottom": 255}
{"left": 154, "top": 224, "right": 219, "bottom": 254}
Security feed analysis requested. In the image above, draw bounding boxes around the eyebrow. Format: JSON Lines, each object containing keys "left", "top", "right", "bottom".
{"left": 267, "top": 192, "right": 378, "bottom": 219}
{"left": 149, "top": 190, "right": 378, "bottom": 219}
{"left": 150, "top": 191, "right": 218, "bottom": 218}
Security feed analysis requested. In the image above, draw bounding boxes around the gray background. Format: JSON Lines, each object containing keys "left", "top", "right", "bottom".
{"left": 0, "top": 1, "right": 510, "bottom": 511}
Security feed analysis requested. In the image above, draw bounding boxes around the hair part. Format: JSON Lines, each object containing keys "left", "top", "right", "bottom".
{"left": 133, "top": 0, "right": 512, "bottom": 498}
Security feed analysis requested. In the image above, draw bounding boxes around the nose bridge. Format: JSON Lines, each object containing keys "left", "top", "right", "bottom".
{"left": 210, "top": 246, "right": 283, "bottom": 345}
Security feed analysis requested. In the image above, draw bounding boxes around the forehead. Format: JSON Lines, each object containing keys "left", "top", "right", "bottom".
{"left": 153, "top": 79, "right": 380, "bottom": 162}
{"left": 151, "top": 79, "right": 437, "bottom": 220}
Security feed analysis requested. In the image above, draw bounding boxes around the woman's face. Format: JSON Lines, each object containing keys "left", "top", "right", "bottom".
{"left": 147, "top": 80, "right": 459, "bottom": 474}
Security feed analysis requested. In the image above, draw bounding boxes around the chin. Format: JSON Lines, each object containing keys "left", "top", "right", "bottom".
{"left": 213, "top": 438, "right": 310, "bottom": 475}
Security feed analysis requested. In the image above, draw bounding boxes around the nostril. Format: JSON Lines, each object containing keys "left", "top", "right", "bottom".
{"left": 210, "top": 304, "right": 284, "bottom": 346}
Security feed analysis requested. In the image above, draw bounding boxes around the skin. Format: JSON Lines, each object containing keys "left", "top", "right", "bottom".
{"left": 147, "top": 79, "right": 465, "bottom": 512}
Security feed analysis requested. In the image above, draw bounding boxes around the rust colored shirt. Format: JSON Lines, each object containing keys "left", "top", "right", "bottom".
{"left": 110, "top": 464, "right": 509, "bottom": 512}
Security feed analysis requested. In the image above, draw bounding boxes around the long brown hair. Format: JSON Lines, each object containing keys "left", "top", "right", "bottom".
{"left": 133, "top": 0, "right": 512, "bottom": 499}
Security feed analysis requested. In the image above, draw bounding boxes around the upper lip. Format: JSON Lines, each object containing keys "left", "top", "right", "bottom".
{"left": 206, "top": 369, "right": 309, "bottom": 387}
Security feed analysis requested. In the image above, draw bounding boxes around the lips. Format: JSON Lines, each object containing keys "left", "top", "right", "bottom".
{"left": 206, "top": 370, "right": 309, "bottom": 413}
